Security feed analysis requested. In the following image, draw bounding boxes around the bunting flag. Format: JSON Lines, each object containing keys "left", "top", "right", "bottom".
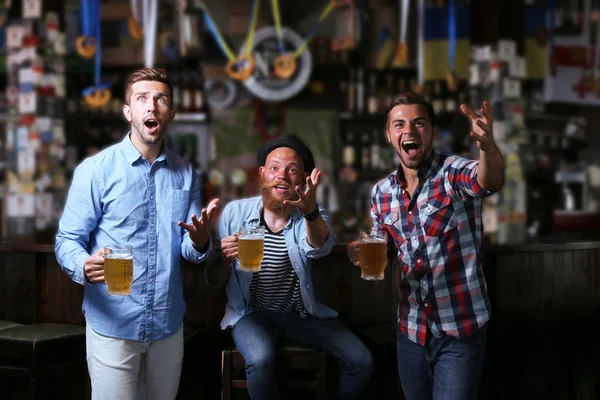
{"left": 421, "top": 1, "right": 470, "bottom": 82}
{"left": 524, "top": 5, "right": 547, "bottom": 79}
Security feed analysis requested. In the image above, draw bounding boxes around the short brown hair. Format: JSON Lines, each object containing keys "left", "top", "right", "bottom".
{"left": 124, "top": 67, "right": 172, "bottom": 105}
{"left": 385, "top": 92, "right": 437, "bottom": 128}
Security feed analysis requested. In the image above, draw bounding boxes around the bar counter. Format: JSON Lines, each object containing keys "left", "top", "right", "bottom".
{"left": 0, "top": 241, "right": 598, "bottom": 399}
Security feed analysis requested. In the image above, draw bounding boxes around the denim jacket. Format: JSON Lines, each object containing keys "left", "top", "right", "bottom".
{"left": 217, "top": 196, "right": 338, "bottom": 329}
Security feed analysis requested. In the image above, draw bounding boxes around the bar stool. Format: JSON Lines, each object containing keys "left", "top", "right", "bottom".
{"left": 0, "top": 320, "right": 22, "bottom": 331}
{"left": 221, "top": 339, "right": 328, "bottom": 400}
{"left": 0, "top": 323, "right": 87, "bottom": 400}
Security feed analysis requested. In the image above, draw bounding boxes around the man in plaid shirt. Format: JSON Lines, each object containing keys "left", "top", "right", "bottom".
{"left": 347, "top": 92, "right": 504, "bottom": 400}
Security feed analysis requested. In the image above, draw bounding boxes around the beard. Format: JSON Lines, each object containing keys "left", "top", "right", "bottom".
{"left": 260, "top": 178, "right": 301, "bottom": 216}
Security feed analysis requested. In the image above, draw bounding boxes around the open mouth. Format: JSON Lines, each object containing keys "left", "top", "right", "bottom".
{"left": 273, "top": 184, "right": 290, "bottom": 194}
{"left": 401, "top": 140, "right": 420, "bottom": 157}
{"left": 144, "top": 118, "right": 159, "bottom": 131}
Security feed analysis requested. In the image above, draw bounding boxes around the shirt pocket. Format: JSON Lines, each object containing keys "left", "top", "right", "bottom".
{"left": 171, "top": 189, "right": 190, "bottom": 221}
{"left": 381, "top": 211, "right": 404, "bottom": 247}
{"left": 419, "top": 196, "right": 458, "bottom": 237}
{"left": 383, "top": 211, "right": 399, "bottom": 227}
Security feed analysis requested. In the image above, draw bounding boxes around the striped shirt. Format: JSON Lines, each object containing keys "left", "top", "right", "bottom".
{"left": 371, "top": 151, "right": 497, "bottom": 346}
{"left": 248, "top": 225, "right": 307, "bottom": 318}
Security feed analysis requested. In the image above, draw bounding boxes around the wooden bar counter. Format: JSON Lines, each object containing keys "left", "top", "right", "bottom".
{"left": 0, "top": 241, "right": 598, "bottom": 399}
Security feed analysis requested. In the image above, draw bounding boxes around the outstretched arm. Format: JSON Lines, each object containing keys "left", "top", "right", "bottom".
{"left": 460, "top": 100, "right": 505, "bottom": 191}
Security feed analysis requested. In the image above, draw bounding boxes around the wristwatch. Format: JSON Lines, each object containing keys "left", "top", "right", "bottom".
{"left": 303, "top": 205, "right": 321, "bottom": 222}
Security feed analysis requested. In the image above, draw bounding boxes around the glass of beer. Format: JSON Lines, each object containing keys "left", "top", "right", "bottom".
{"left": 103, "top": 245, "right": 134, "bottom": 295}
{"left": 358, "top": 230, "right": 388, "bottom": 281}
{"left": 238, "top": 225, "right": 265, "bottom": 272}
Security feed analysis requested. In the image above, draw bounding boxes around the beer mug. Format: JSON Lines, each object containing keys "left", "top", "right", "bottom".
{"left": 238, "top": 225, "right": 265, "bottom": 272}
{"left": 103, "top": 245, "right": 134, "bottom": 295}
{"left": 358, "top": 230, "right": 388, "bottom": 281}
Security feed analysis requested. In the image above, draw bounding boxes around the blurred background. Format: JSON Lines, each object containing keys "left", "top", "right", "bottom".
{"left": 0, "top": 0, "right": 599, "bottom": 246}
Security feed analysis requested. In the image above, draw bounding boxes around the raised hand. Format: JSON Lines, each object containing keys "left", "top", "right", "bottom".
{"left": 85, "top": 248, "right": 105, "bottom": 283}
{"left": 178, "top": 198, "right": 220, "bottom": 250}
{"left": 221, "top": 233, "right": 239, "bottom": 263}
{"left": 460, "top": 101, "right": 497, "bottom": 152}
{"left": 283, "top": 168, "right": 322, "bottom": 214}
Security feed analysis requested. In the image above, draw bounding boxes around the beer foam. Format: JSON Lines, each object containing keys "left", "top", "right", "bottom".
{"left": 239, "top": 236, "right": 263, "bottom": 240}
{"left": 360, "top": 237, "right": 386, "bottom": 243}
{"left": 105, "top": 255, "right": 134, "bottom": 259}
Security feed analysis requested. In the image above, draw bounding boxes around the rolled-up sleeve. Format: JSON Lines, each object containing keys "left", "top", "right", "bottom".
{"left": 300, "top": 207, "right": 336, "bottom": 258}
{"left": 55, "top": 159, "right": 102, "bottom": 285}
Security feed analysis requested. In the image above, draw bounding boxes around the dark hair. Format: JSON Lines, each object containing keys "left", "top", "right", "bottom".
{"left": 256, "top": 133, "right": 315, "bottom": 173}
{"left": 124, "top": 67, "right": 173, "bottom": 106}
{"left": 385, "top": 91, "right": 437, "bottom": 128}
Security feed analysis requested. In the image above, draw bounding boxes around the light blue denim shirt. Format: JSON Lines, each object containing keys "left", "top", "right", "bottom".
{"left": 55, "top": 134, "right": 209, "bottom": 342}
{"left": 217, "top": 196, "right": 338, "bottom": 330}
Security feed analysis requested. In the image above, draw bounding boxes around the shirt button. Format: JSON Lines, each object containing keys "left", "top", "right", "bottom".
{"left": 422, "top": 280, "right": 427, "bottom": 286}
{"left": 412, "top": 236, "right": 416, "bottom": 240}
{"left": 424, "top": 303, "right": 429, "bottom": 307}
{"left": 417, "top": 258, "right": 422, "bottom": 264}
{"left": 150, "top": 195, "right": 153, "bottom": 200}
{"left": 408, "top": 211, "right": 412, "bottom": 215}
{"left": 149, "top": 279, "right": 153, "bottom": 284}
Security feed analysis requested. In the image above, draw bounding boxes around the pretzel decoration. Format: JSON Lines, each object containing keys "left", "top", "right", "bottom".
{"left": 84, "top": 88, "right": 111, "bottom": 108}
{"left": 274, "top": 55, "right": 297, "bottom": 79}
{"left": 225, "top": 55, "right": 256, "bottom": 81}
{"left": 446, "top": 71, "right": 458, "bottom": 92}
{"left": 394, "top": 42, "right": 408, "bottom": 66}
{"left": 128, "top": 16, "right": 143, "bottom": 40}
{"left": 412, "top": 83, "right": 423, "bottom": 95}
{"left": 76, "top": 36, "right": 96, "bottom": 59}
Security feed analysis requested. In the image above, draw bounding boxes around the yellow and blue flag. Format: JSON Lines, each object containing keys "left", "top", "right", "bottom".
{"left": 422, "top": 1, "right": 470, "bottom": 81}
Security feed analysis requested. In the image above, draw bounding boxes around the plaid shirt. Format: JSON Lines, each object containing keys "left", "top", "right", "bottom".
{"left": 371, "top": 151, "right": 496, "bottom": 346}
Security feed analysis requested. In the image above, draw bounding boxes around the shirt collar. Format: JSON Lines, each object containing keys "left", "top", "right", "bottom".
{"left": 120, "top": 132, "right": 174, "bottom": 167}
{"left": 392, "top": 150, "right": 442, "bottom": 187}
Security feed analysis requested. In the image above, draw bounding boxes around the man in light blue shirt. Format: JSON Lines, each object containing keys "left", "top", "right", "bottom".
{"left": 55, "top": 68, "right": 218, "bottom": 400}
{"left": 217, "top": 135, "right": 373, "bottom": 400}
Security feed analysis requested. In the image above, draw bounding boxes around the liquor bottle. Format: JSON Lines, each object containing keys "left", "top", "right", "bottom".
{"left": 356, "top": 68, "right": 365, "bottom": 114}
{"left": 370, "top": 129, "right": 382, "bottom": 170}
{"left": 181, "top": 75, "right": 193, "bottom": 112}
{"left": 423, "top": 82, "right": 433, "bottom": 104}
{"left": 339, "top": 131, "right": 358, "bottom": 183}
{"left": 383, "top": 72, "right": 395, "bottom": 111}
{"left": 367, "top": 73, "right": 378, "bottom": 114}
{"left": 347, "top": 69, "right": 356, "bottom": 113}
{"left": 343, "top": 132, "right": 357, "bottom": 169}
{"left": 192, "top": 76, "right": 206, "bottom": 113}
{"left": 172, "top": 73, "right": 181, "bottom": 111}
{"left": 445, "top": 80, "right": 458, "bottom": 113}
{"left": 360, "top": 131, "right": 370, "bottom": 171}
{"left": 339, "top": 79, "right": 348, "bottom": 111}
{"left": 397, "top": 77, "right": 407, "bottom": 96}
{"left": 432, "top": 81, "right": 444, "bottom": 115}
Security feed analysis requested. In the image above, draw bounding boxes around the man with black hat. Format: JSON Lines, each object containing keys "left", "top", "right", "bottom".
{"left": 216, "top": 134, "right": 373, "bottom": 400}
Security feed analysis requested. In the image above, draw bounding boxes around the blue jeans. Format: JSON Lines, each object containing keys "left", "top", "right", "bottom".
{"left": 396, "top": 324, "right": 487, "bottom": 400}
{"left": 231, "top": 311, "right": 374, "bottom": 400}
